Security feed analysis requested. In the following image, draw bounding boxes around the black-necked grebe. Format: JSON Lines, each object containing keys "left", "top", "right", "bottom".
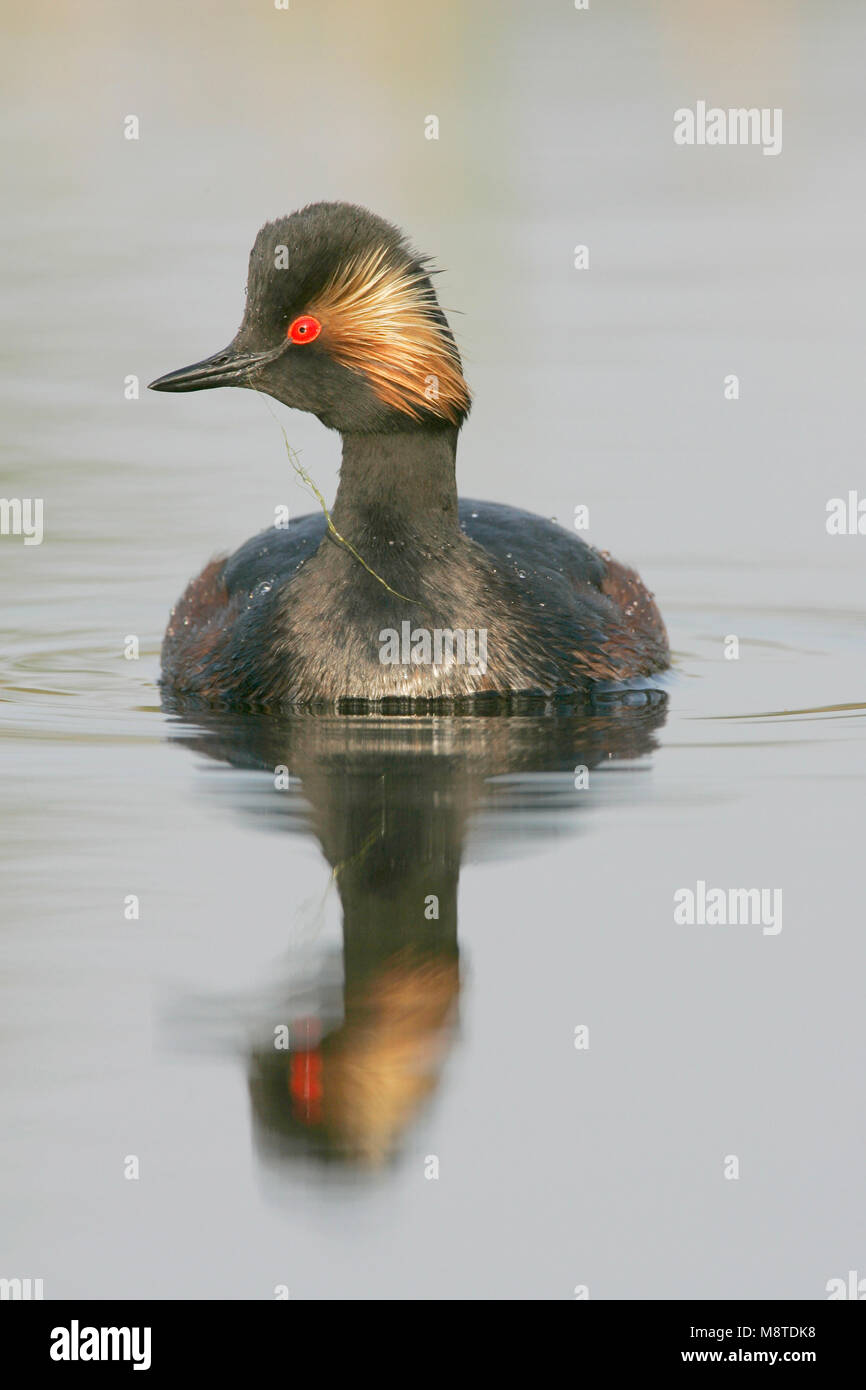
{"left": 150, "top": 201, "right": 669, "bottom": 707}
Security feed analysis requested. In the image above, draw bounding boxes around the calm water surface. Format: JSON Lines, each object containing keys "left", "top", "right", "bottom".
{"left": 1, "top": 0, "right": 864, "bottom": 1298}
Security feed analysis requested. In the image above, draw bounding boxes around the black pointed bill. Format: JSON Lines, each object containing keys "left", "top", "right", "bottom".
{"left": 148, "top": 341, "right": 285, "bottom": 393}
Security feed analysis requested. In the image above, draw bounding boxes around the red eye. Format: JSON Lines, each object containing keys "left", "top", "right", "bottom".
{"left": 287, "top": 314, "right": 322, "bottom": 345}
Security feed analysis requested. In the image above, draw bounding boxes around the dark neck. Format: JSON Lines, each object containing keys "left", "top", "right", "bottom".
{"left": 330, "top": 427, "right": 460, "bottom": 541}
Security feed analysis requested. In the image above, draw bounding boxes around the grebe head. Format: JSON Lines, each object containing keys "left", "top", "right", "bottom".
{"left": 148, "top": 201, "right": 470, "bottom": 434}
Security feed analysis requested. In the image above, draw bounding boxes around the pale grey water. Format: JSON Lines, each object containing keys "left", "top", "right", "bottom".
{"left": 1, "top": 0, "right": 864, "bottom": 1299}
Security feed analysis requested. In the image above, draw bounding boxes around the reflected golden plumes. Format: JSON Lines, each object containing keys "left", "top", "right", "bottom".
{"left": 313, "top": 246, "right": 471, "bottom": 424}
{"left": 172, "top": 695, "right": 669, "bottom": 1175}
{"left": 315, "top": 954, "right": 460, "bottom": 1167}
{"left": 249, "top": 951, "right": 460, "bottom": 1168}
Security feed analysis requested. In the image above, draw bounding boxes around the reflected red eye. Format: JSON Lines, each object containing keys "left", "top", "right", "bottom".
{"left": 289, "top": 1049, "right": 323, "bottom": 1125}
{"left": 287, "top": 314, "right": 322, "bottom": 345}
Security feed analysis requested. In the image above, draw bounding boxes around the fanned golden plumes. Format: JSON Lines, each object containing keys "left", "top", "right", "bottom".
{"left": 312, "top": 246, "right": 471, "bottom": 424}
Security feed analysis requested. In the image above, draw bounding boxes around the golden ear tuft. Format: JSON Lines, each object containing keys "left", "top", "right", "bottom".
{"left": 311, "top": 246, "right": 470, "bottom": 424}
